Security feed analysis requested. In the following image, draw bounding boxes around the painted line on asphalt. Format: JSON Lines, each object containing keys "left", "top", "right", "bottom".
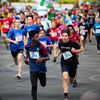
{"left": 89, "top": 75, "right": 100, "bottom": 82}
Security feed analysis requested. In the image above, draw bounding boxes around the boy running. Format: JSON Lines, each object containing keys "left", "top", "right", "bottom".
{"left": 24, "top": 29, "right": 49, "bottom": 100}
{"left": 54, "top": 30, "right": 83, "bottom": 100}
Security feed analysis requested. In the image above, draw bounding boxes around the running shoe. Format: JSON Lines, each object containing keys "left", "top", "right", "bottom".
{"left": 97, "top": 50, "right": 100, "bottom": 54}
{"left": 64, "top": 97, "right": 69, "bottom": 100}
{"left": 53, "top": 57, "right": 57, "bottom": 62}
{"left": 72, "top": 80, "right": 77, "bottom": 88}
{"left": 16, "top": 75, "right": 21, "bottom": 79}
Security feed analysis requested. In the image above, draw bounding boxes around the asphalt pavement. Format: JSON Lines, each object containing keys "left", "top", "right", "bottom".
{"left": 0, "top": 36, "right": 100, "bottom": 100}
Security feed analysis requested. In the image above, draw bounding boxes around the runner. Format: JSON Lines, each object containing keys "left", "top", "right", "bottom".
{"left": 46, "top": 21, "right": 59, "bottom": 58}
{"left": 54, "top": 30, "right": 83, "bottom": 100}
{"left": 46, "top": 21, "right": 59, "bottom": 44}
{"left": 39, "top": 29, "right": 53, "bottom": 55}
{"left": 88, "top": 8, "right": 95, "bottom": 43}
{"left": 0, "top": 11, "right": 13, "bottom": 49}
{"left": 24, "top": 15, "right": 40, "bottom": 45}
{"left": 78, "top": 17, "right": 88, "bottom": 51}
{"left": 94, "top": 8, "right": 100, "bottom": 54}
{"left": 67, "top": 25, "right": 82, "bottom": 87}
{"left": 24, "top": 29, "right": 49, "bottom": 100}
{"left": 6, "top": 18, "right": 26, "bottom": 79}
{"left": 36, "top": 17, "right": 44, "bottom": 30}
{"left": 19, "top": 11, "right": 25, "bottom": 29}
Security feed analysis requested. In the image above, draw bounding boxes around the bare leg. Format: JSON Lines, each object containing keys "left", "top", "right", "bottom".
{"left": 63, "top": 72, "right": 69, "bottom": 99}
{"left": 63, "top": 72, "right": 69, "bottom": 93}
{"left": 17, "top": 53, "right": 23, "bottom": 79}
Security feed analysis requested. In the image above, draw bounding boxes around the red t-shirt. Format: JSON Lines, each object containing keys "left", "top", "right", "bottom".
{"left": 49, "top": 28, "right": 59, "bottom": 41}
{"left": 69, "top": 33, "right": 80, "bottom": 43}
{"left": 1, "top": 17, "right": 13, "bottom": 33}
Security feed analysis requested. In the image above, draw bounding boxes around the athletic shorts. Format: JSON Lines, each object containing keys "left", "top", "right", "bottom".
{"left": 89, "top": 24, "right": 94, "bottom": 29}
{"left": 80, "top": 34, "right": 87, "bottom": 41}
{"left": 61, "top": 65, "right": 77, "bottom": 78}
{"left": 11, "top": 49, "right": 23, "bottom": 58}
{"left": 83, "top": 33, "right": 87, "bottom": 41}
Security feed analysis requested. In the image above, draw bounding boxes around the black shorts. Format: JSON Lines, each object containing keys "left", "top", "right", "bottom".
{"left": 83, "top": 33, "right": 87, "bottom": 41}
{"left": 89, "top": 24, "right": 94, "bottom": 29}
{"left": 61, "top": 65, "right": 77, "bottom": 78}
{"left": 11, "top": 49, "right": 23, "bottom": 58}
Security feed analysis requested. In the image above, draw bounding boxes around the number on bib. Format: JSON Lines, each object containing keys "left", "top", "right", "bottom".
{"left": 51, "top": 32, "right": 57, "bottom": 37}
{"left": 4, "top": 24, "right": 9, "bottom": 28}
{"left": 29, "top": 51, "right": 39, "bottom": 59}
{"left": 63, "top": 51, "right": 73, "bottom": 60}
{"left": 15, "top": 35, "right": 22, "bottom": 41}
{"left": 80, "top": 30, "right": 85, "bottom": 35}
{"left": 95, "top": 29, "right": 100, "bottom": 34}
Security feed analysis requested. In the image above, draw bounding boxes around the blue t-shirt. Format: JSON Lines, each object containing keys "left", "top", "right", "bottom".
{"left": 39, "top": 36, "right": 52, "bottom": 54}
{"left": 7, "top": 28, "right": 26, "bottom": 51}
{"left": 94, "top": 22, "right": 100, "bottom": 36}
{"left": 72, "top": 14, "right": 77, "bottom": 21}
{"left": 39, "top": 36, "right": 52, "bottom": 46}
{"left": 25, "top": 42, "right": 48, "bottom": 72}
{"left": 24, "top": 24, "right": 40, "bottom": 43}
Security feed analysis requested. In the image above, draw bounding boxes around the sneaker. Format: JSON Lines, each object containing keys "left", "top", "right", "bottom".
{"left": 64, "top": 94, "right": 69, "bottom": 100}
{"left": 64, "top": 97, "right": 69, "bottom": 100}
{"left": 97, "top": 50, "right": 100, "bottom": 54}
{"left": 72, "top": 80, "right": 77, "bottom": 88}
{"left": 53, "top": 57, "right": 57, "bottom": 62}
{"left": 16, "top": 75, "right": 21, "bottom": 79}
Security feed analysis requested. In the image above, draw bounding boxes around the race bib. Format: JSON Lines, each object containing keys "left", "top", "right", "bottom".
{"left": 80, "top": 30, "right": 85, "bottom": 35}
{"left": 95, "top": 29, "right": 100, "bottom": 34}
{"left": 15, "top": 35, "right": 22, "bottom": 41}
{"left": 4, "top": 24, "right": 9, "bottom": 29}
{"left": 51, "top": 32, "right": 57, "bottom": 37}
{"left": 63, "top": 51, "right": 73, "bottom": 60}
{"left": 29, "top": 51, "right": 39, "bottom": 59}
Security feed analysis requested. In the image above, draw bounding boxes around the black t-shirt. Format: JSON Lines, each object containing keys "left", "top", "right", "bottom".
{"left": 79, "top": 23, "right": 88, "bottom": 36}
{"left": 88, "top": 14, "right": 95, "bottom": 25}
{"left": 58, "top": 40, "right": 80, "bottom": 66}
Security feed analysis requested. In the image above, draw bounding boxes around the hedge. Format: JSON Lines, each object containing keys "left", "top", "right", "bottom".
{"left": 57, "top": 0, "right": 99, "bottom": 3}
{"left": 0, "top": 0, "right": 99, "bottom": 3}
